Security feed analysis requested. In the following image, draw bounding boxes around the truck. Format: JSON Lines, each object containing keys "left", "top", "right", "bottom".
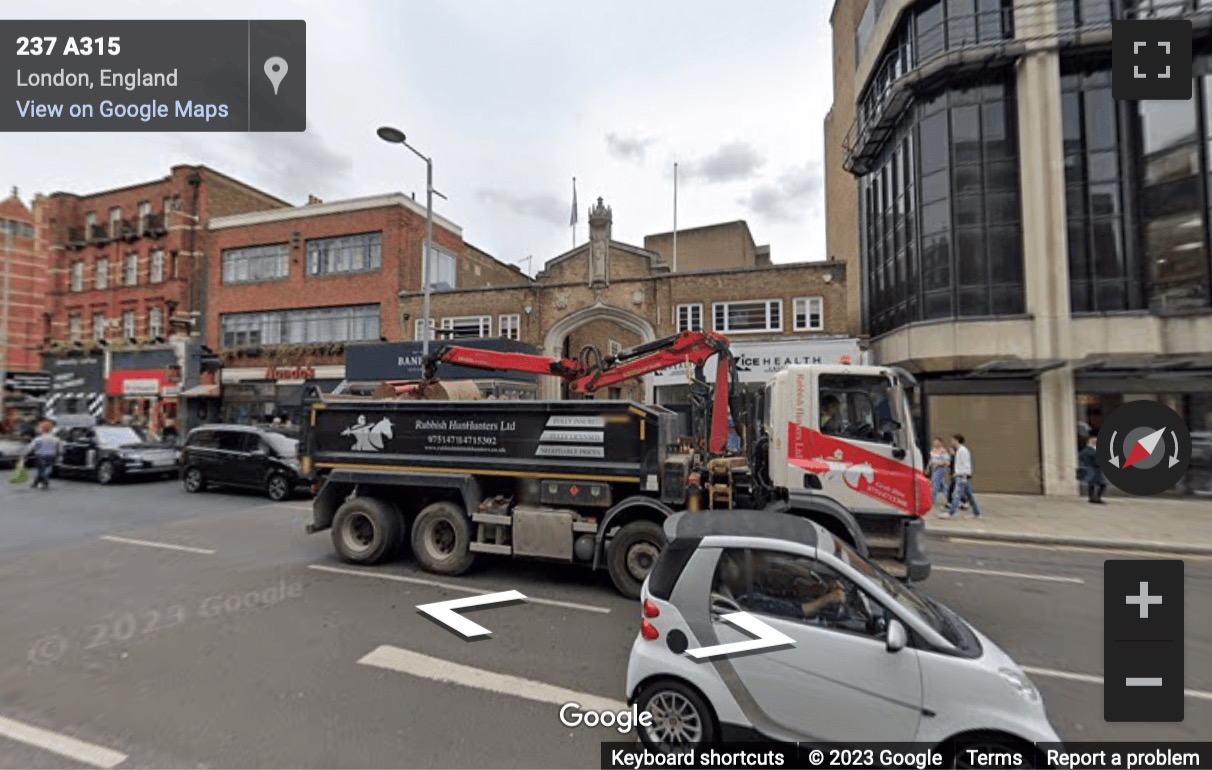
{"left": 301, "top": 330, "right": 931, "bottom": 598}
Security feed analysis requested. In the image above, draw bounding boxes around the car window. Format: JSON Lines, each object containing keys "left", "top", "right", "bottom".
{"left": 260, "top": 432, "right": 298, "bottom": 457}
{"left": 187, "top": 431, "right": 218, "bottom": 450}
{"left": 216, "top": 431, "right": 249, "bottom": 452}
{"left": 95, "top": 426, "right": 145, "bottom": 448}
{"left": 711, "top": 548, "right": 888, "bottom": 639}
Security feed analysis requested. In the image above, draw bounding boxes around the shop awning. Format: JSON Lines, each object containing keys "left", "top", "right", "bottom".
{"left": 1074, "top": 353, "right": 1212, "bottom": 373}
{"left": 964, "top": 358, "right": 1067, "bottom": 377}
{"left": 180, "top": 384, "right": 221, "bottom": 398}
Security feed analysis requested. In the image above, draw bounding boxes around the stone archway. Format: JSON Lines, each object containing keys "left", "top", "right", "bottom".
{"left": 541, "top": 303, "right": 657, "bottom": 400}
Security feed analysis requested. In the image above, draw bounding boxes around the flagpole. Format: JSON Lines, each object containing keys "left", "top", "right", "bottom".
{"left": 673, "top": 163, "right": 678, "bottom": 272}
{"left": 571, "top": 177, "right": 577, "bottom": 249}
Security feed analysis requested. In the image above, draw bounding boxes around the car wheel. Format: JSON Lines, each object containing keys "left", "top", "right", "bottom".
{"left": 332, "top": 497, "right": 402, "bottom": 565}
{"left": 266, "top": 473, "right": 291, "bottom": 501}
{"left": 411, "top": 501, "right": 475, "bottom": 575}
{"left": 636, "top": 679, "right": 716, "bottom": 751}
{"left": 95, "top": 460, "right": 116, "bottom": 485}
{"left": 608, "top": 520, "right": 665, "bottom": 599}
{"left": 183, "top": 466, "right": 206, "bottom": 493}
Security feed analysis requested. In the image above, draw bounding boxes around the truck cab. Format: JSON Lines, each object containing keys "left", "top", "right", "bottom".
{"left": 762, "top": 364, "right": 931, "bottom": 580}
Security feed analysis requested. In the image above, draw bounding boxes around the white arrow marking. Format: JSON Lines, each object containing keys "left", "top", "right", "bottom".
{"left": 417, "top": 590, "right": 526, "bottom": 639}
{"left": 1170, "top": 430, "right": 1181, "bottom": 468}
{"left": 684, "top": 612, "right": 795, "bottom": 660}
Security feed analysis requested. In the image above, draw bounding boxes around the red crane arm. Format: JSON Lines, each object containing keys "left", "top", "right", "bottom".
{"left": 422, "top": 346, "right": 582, "bottom": 381}
{"left": 567, "top": 330, "right": 731, "bottom": 394}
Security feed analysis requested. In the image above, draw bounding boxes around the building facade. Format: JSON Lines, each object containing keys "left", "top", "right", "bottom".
{"left": 205, "top": 193, "right": 525, "bottom": 424}
{"left": 399, "top": 197, "right": 858, "bottom": 404}
{"left": 36, "top": 165, "right": 289, "bottom": 430}
{"left": 828, "top": 0, "right": 1212, "bottom": 494}
{"left": 0, "top": 188, "right": 42, "bottom": 377}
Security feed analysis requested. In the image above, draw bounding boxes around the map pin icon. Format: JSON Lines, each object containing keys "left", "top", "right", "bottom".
{"left": 264, "top": 57, "right": 288, "bottom": 95}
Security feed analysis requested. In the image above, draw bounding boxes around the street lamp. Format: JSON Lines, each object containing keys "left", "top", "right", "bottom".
{"left": 378, "top": 125, "right": 437, "bottom": 356}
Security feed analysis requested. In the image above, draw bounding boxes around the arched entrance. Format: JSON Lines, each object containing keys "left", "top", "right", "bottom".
{"left": 541, "top": 303, "right": 656, "bottom": 400}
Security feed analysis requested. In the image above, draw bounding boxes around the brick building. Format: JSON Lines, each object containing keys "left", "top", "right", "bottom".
{"left": 399, "top": 197, "right": 858, "bottom": 404}
{"left": 205, "top": 193, "right": 524, "bottom": 424}
{"left": 36, "top": 165, "right": 289, "bottom": 427}
{"left": 0, "top": 188, "right": 41, "bottom": 374}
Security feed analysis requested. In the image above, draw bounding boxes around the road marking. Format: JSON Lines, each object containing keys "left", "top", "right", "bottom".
{"left": 307, "top": 564, "right": 611, "bottom": 614}
{"left": 1023, "top": 666, "right": 1212, "bottom": 701}
{"left": 359, "top": 645, "right": 628, "bottom": 711}
{"left": 934, "top": 565, "right": 1084, "bottom": 584}
{"left": 0, "top": 715, "right": 127, "bottom": 768}
{"left": 99, "top": 535, "right": 215, "bottom": 555}
{"left": 945, "top": 538, "right": 1212, "bottom": 561}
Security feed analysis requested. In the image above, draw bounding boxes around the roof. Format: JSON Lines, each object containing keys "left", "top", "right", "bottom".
{"left": 664, "top": 510, "right": 821, "bottom": 548}
{"left": 0, "top": 190, "right": 32, "bottom": 222}
{"left": 207, "top": 192, "right": 462, "bottom": 233}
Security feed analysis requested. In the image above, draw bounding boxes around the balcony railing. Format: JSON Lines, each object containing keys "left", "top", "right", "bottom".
{"left": 66, "top": 226, "right": 86, "bottom": 248}
{"left": 88, "top": 224, "right": 110, "bottom": 244}
{"left": 142, "top": 212, "right": 167, "bottom": 237}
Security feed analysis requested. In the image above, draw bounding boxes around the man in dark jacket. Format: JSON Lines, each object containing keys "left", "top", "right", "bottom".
{"left": 1079, "top": 436, "right": 1107, "bottom": 504}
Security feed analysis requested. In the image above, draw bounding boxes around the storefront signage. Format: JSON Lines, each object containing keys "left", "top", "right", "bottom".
{"left": 123, "top": 378, "right": 161, "bottom": 396}
{"left": 44, "top": 355, "right": 105, "bottom": 394}
{"left": 265, "top": 365, "right": 316, "bottom": 381}
{"left": 652, "top": 337, "right": 866, "bottom": 386}
{"left": 5, "top": 371, "right": 52, "bottom": 394}
{"left": 345, "top": 340, "right": 541, "bottom": 382}
{"left": 107, "top": 369, "right": 174, "bottom": 397}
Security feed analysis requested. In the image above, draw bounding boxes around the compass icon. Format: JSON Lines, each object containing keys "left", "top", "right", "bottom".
{"left": 1098, "top": 401, "right": 1191, "bottom": 496}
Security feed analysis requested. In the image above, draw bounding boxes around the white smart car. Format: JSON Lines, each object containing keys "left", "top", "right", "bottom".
{"left": 626, "top": 511, "right": 1061, "bottom": 763}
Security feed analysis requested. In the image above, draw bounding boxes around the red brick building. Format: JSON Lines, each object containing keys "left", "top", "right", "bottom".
{"left": 36, "top": 165, "right": 289, "bottom": 426}
{"left": 0, "top": 188, "right": 42, "bottom": 374}
{"left": 206, "top": 193, "right": 524, "bottom": 423}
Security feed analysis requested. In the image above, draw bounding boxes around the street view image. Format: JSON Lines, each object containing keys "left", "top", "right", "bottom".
{"left": 0, "top": 1, "right": 1210, "bottom": 768}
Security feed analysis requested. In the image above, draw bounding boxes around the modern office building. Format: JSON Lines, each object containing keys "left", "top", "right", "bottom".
{"left": 827, "top": 0, "right": 1212, "bottom": 494}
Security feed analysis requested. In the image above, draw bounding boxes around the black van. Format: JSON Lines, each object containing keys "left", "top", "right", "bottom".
{"left": 180, "top": 424, "right": 307, "bottom": 501}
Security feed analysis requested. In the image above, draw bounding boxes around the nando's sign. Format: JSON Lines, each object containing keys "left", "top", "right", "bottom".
{"left": 264, "top": 365, "right": 316, "bottom": 381}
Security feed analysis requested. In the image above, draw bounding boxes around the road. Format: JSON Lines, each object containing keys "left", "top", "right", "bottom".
{"left": 0, "top": 478, "right": 1208, "bottom": 768}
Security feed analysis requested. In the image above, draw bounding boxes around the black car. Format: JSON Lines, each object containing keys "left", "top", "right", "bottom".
{"left": 55, "top": 424, "right": 179, "bottom": 484}
{"left": 180, "top": 424, "right": 307, "bottom": 501}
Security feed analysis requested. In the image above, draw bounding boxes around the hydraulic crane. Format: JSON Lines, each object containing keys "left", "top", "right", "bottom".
{"left": 418, "top": 329, "right": 737, "bottom": 453}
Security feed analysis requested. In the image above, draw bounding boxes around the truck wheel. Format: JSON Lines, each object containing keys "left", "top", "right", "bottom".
{"left": 332, "top": 497, "right": 402, "bottom": 565}
{"left": 412, "top": 501, "right": 475, "bottom": 576}
{"left": 608, "top": 520, "right": 665, "bottom": 599}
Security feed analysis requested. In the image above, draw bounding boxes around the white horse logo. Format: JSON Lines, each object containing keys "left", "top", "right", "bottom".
{"left": 341, "top": 415, "right": 394, "bottom": 452}
{"left": 819, "top": 449, "right": 875, "bottom": 490}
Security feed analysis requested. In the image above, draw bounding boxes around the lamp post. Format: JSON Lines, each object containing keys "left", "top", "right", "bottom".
{"left": 377, "top": 126, "right": 438, "bottom": 356}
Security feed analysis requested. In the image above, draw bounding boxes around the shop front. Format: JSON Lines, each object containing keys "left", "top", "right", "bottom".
{"left": 220, "top": 364, "right": 345, "bottom": 426}
{"left": 106, "top": 368, "right": 180, "bottom": 434}
{"left": 342, "top": 340, "right": 540, "bottom": 399}
{"left": 43, "top": 354, "right": 106, "bottom": 421}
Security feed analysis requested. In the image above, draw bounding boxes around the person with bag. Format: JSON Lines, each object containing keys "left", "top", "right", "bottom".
{"left": 24, "top": 420, "right": 61, "bottom": 491}
{"left": 1078, "top": 436, "right": 1107, "bottom": 504}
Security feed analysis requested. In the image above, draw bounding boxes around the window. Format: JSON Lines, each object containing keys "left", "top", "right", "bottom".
{"left": 818, "top": 372, "right": 899, "bottom": 445}
{"left": 186, "top": 430, "right": 218, "bottom": 450}
{"left": 223, "top": 243, "right": 290, "bottom": 284}
{"left": 427, "top": 245, "right": 457, "bottom": 290}
{"left": 440, "top": 316, "right": 491, "bottom": 339}
{"left": 122, "top": 310, "right": 136, "bottom": 339}
{"left": 793, "top": 297, "right": 824, "bottom": 331}
{"left": 108, "top": 207, "right": 122, "bottom": 238}
{"left": 710, "top": 548, "right": 887, "bottom": 638}
{"left": 148, "top": 307, "right": 163, "bottom": 339}
{"left": 85, "top": 212, "right": 96, "bottom": 231}
{"left": 676, "top": 303, "right": 703, "bottom": 332}
{"left": 216, "top": 431, "right": 251, "bottom": 453}
{"left": 70, "top": 261, "right": 84, "bottom": 292}
{"left": 712, "top": 299, "right": 782, "bottom": 334}
{"left": 608, "top": 339, "right": 623, "bottom": 357}
{"left": 95, "top": 259, "right": 108, "bottom": 290}
{"left": 124, "top": 253, "right": 139, "bottom": 286}
{"left": 219, "top": 304, "right": 380, "bottom": 348}
{"left": 306, "top": 232, "right": 382, "bottom": 277}
{"left": 92, "top": 312, "right": 107, "bottom": 341}
{"left": 68, "top": 312, "right": 82, "bottom": 341}
{"left": 137, "top": 201, "right": 151, "bottom": 234}
{"left": 414, "top": 318, "right": 435, "bottom": 341}
{"left": 149, "top": 250, "right": 165, "bottom": 283}
{"left": 499, "top": 313, "right": 521, "bottom": 341}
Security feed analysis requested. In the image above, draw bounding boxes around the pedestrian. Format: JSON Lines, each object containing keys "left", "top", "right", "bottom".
{"left": 944, "top": 433, "right": 982, "bottom": 518}
{"left": 24, "top": 420, "right": 61, "bottom": 491}
{"left": 928, "top": 437, "right": 950, "bottom": 509}
{"left": 160, "top": 419, "right": 179, "bottom": 444}
{"left": 1078, "top": 436, "right": 1107, "bottom": 504}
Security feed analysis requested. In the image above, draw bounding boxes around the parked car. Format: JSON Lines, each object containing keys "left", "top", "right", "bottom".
{"left": 0, "top": 434, "right": 27, "bottom": 468}
{"left": 179, "top": 424, "right": 307, "bottom": 501}
{"left": 54, "top": 423, "right": 179, "bottom": 484}
{"left": 626, "top": 511, "right": 1060, "bottom": 762}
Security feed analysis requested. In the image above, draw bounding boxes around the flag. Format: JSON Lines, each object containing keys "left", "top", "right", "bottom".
{"left": 570, "top": 177, "right": 578, "bottom": 227}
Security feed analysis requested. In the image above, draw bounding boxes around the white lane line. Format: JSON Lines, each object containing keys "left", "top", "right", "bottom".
{"left": 0, "top": 715, "right": 128, "bottom": 768}
{"left": 307, "top": 564, "right": 611, "bottom": 614}
{"left": 1023, "top": 666, "right": 1212, "bottom": 701}
{"left": 945, "top": 538, "right": 1212, "bottom": 561}
{"left": 99, "top": 535, "right": 215, "bottom": 555}
{"left": 360, "top": 645, "right": 628, "bottom": 712}
{"left": 934, "top": 565, "right": 1084, "bottom": 584}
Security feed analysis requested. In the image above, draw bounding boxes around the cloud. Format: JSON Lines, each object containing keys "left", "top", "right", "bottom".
{"left": 477, "top": 188, "right": 567, "bottom": 226}
{"left": 605, "top": 132, "right": 654, "bottom": 164}
{"left": 739, "top": 162, "right": 822, "bottom": 223}
{"left": 237, "top": 127, "right": 354, "bottom": 200}
{"left": 681, "top": 141, "right": 765, "bottom": 183}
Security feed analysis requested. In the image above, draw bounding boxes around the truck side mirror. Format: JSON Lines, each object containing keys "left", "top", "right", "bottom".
{"left": 892, "top": 447, "right": 906, "bottom": 460}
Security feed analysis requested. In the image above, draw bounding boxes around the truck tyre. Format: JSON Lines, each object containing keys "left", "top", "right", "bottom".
{"left": 608, "top": 520, "right": 665, "bottom": 599}
{"left": 332, "top": 497, "right": 402, "bottom": 565}
{"left": 412, "top": 501, "right": 475, "bottom": 576}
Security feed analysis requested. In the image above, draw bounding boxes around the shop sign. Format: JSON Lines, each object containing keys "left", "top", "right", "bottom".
{"left": 265, "top": 365, "right": 316, "bottom": 381}
{"left": 652, "top": 337, "right": 866, "bottom": 386}
{"left": 123, "top": 379, "right": 161, "bottom": 396}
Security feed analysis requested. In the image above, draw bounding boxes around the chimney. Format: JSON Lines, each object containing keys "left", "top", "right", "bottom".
{"left": 307, "top": 195, "right": 323, "bottom": 205}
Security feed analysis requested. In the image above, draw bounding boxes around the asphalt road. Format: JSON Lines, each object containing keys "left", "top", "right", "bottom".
{"left": 0, "top": 478, "right": 1208, "bottom": 768}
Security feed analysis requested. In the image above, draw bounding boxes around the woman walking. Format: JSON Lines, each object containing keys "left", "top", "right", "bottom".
{"left": 1079, "top": 436, "right": 1107, "bottom": 504}
{"left": 24, "top": 420, "right": 61, "bottom": 491}
{"left": 929, "top": 437, "right": 951, "bottom": 509}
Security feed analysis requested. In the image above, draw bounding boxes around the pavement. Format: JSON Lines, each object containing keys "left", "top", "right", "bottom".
{"left": 925, "top": 491, "right": 1212, "bottom": 554}
{"left": 0, "top": 478, "right": 1209, "bottom": 768}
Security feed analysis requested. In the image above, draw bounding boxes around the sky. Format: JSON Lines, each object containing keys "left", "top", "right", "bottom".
{"left": 1, "top": 0, "right": 835, "bottom": 275}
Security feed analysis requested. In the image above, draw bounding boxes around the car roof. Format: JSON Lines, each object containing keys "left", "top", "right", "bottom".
{"left": 664, "top": 510, "right": 821, "bottom": 548}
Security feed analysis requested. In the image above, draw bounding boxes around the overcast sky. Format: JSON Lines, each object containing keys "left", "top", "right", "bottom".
{"left": 2, "top": 0, "right": 833, "bottom": 274}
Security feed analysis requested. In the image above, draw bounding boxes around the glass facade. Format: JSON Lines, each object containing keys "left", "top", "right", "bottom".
{"left": 220, "top": 304, "right": 381, "bottom": 348}
{"left": 861, "top": 78, "right": 1024, "bottom": 336}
